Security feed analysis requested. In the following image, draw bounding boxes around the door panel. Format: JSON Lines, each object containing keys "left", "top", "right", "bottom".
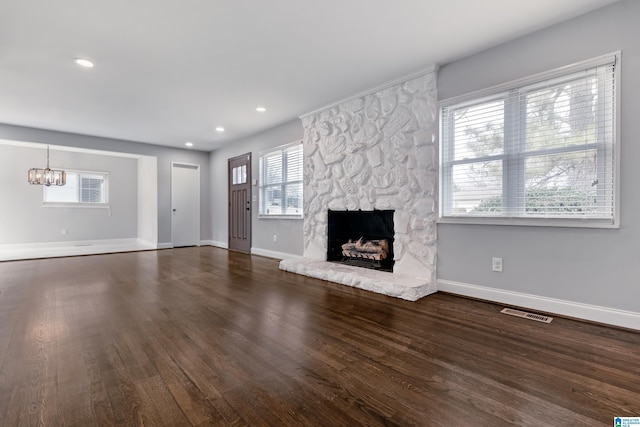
{"left": 228, "top": 154, "right": 251, "bottom": 253}
{"left": 172, "top": 163, "right": 200, "bottom": 247}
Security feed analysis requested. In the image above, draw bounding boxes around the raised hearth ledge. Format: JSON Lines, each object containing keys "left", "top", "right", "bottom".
{"left": 279, "top": 257, "right": 437, "bottom": 301}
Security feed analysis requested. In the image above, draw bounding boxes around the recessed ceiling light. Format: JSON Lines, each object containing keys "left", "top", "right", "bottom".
{"left": 73, "top": 58, "right": 94, "bottom": 68}
{"left": 215, "top": 126, "right": 225, "bottom": 132}
{"left": 256, "top": 106, "right": 266, "bottom": 112}
{"left": 185, "top": 142, "right": 193, "bottom": 147}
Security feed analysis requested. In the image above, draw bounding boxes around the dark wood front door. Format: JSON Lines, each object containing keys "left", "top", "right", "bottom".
{"left": 228, "top": 153, "right": 251, "bottom": 253}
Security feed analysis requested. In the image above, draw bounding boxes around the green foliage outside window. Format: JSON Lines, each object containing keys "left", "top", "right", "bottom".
{"left": 472, "top": 187, "right": 597, "bottom": 214}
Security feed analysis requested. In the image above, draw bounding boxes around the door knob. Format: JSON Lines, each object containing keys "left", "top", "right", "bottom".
{"left": 173, "top": 208, "right": 176, "bottom": 212}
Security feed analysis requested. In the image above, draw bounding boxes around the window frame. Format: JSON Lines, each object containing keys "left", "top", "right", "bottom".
{"left": 42, "top": 169, "right": 110, "bottom": 208}
{"left": 258, "top": 140, "right": 304, "bottom": 219}
{"left": 438, "top": 52, "right": 621, "bottom": 228}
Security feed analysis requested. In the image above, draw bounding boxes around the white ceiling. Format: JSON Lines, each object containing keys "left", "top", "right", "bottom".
{"left": 0, "top": 0, "right": 619, "bottom": 151}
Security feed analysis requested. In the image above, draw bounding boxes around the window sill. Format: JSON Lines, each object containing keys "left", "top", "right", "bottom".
{"left": 42, "top": 202, "right": 110, "bottom": 209}
{"left": 258, "top": 214, "right": 303, "bottom": 220}
{"left": 438, "top": 215, "right": 619, "bottom": 229}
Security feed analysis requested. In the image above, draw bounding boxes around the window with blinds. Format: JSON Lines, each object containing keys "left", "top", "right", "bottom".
{"left": 44, "top": 170, "right": 109, "bottom": 206}
{"left": 440, "top": 53, "right": 619, "bottom": 227}
{"left": 259, "top": 141, "right": 303, "bottom": 217}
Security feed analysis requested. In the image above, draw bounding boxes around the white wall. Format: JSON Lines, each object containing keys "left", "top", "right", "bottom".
{"left": 437, "top": 0, "right": 640, "bottom": 325}
{"left": 209, "top": 119, "right": 304, "bottom": 257}
{"left": 137, "top": 156, "right": 158, "bottom": 245}
{"left": 0, "top": 123, "right": 211, "bottom": 246}
{"left": 0, "top": 143, "right": 138, "bottom": 244}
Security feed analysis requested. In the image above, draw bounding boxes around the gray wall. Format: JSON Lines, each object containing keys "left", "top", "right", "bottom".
{"left": 210, "top": 119, "right": 304, "bottom": 256}
{"left": 0, "top": 143, "right": 138, "bottom": 244}
{"left": 437, "top": 0, "right": 639, "bottom": 312}
{"left": 0, "top": 124, "right": 211, "bottom": 246}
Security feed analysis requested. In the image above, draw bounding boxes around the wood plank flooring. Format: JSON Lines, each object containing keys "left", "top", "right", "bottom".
{"left": 0, "top": 247, "right": 638, "bottom": 426}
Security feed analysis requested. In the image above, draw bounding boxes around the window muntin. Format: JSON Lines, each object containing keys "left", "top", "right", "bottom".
{"left": 440, "top": 54, "right": 618, "bottom": 226}
{"left": 43, "top": 170, "right": 109, "bottom": 206}
{"left": 259, "top": 141, "right": 303, "bottom": 217}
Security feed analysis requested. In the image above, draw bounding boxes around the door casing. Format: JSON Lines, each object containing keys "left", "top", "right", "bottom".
{"left": 171, "top": 162, "right": 200, "bottom": 247}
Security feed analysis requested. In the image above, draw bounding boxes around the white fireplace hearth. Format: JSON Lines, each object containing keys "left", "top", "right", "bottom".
{"left": 279, "top": 258, "right": 435, "bottom": 301}
{"left": 279, "top": 68, "right": 438, "bottom": 300}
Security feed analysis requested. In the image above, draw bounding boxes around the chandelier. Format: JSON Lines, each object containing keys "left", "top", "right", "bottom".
{"left": 27, "top": 145, "right": 66, "bottom": 186}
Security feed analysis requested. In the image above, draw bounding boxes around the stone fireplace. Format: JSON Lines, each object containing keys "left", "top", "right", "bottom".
{"left": 279, "top": 68, "right": 438, "bottom": 301}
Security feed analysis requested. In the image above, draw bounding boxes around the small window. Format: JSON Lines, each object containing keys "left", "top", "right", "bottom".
{"left": 259, "top": 141, "right": 303, "bottom": 218}
{"left": 43, "top": 170, "right": 109, "bottom": 206}
{"left": 439, "top": 53, "right": 619, "bottom": 227}
{"left": 232, "top": 164, "right": 247, "bottom": 185}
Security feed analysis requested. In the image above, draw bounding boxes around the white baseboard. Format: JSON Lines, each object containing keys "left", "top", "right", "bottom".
{"left": 211, "top": 240, "right": 228, "bottom": 249}
{"left": 251, "top": 247, "right": 300, "bottom": 260}
{"left": 136, "top": 238, "right": 158, "bottom": 248}
{"left": 0, "top": 238, "right": 156, "bottom": 261}
{"left": 437, "top": 279, "right": 640, "bottom": 331}
{"left": 159, "top": 241, "right": 216, "bottom": 248}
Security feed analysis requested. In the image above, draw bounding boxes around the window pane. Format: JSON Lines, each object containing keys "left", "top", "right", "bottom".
{"left": 452, "top": 99, "right": 504, "bottom": 161}
{"left": 284, "top": 182, "right": 302, "bottom": 215}
{"left": 263, "top": 185, "right": 282, "bottom": 215}
{"left": 524, "top": 150, "right": 604, "bottom": 216}
{"left": 525, "top": 74, "right": 598, "bottom": 152}
{"left": 232, "top": 166, "right": 246, "bottom": 185}
{"left": 285, "top": 145, "right": 303, "bottom": 181}
{"left": 264, "top": 153, "right": 283, "bottom": 185}
{"left": 44, "top": 173, "right": 78, "bottom": 202}
{"left": 80, "top": 176, "right": 104, "bottom": 203}
{"left": 451, "top": 160, "right": 503, "bottom": 215}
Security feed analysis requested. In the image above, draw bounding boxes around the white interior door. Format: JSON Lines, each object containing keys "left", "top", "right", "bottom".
{"left": 171, "top": 162, "right": 200, "bottom": 247}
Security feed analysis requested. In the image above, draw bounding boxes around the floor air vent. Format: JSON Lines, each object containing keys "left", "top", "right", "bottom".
{"left": 500, "top": 308, "right": 553, "bottom": 323}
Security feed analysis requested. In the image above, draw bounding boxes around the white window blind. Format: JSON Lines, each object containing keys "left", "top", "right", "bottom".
{"left": 80, "top": 176, "right": 104, "bottom": 203}
{"left": 440, "top": 53, "right": 618, "bottom": 227}
{"left": 259, "top": 141, "right": 303, "bottom": 217}
{"left": 44, "top": 170, "right": 109, "bottom": 206}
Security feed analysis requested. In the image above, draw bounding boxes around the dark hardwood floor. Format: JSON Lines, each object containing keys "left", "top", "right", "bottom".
{"left": 0, "top": 247, "right": 638, "bottom": 426}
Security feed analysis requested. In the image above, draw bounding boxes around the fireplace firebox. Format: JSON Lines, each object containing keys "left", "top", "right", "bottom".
{"left": 327, "top": 210, "right": 394, "bottom": 272}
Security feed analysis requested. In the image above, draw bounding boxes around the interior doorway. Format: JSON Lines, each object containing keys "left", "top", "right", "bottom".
{"left": 228, "top": 153, "right": 251, "bottom": 253}
{"left": 171, "top": 162, "right": 200, "bottom": 247}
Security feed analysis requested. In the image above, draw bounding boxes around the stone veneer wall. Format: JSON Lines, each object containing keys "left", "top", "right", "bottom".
{"left": 301, "top": 70, "right": 438, "bottom": 282}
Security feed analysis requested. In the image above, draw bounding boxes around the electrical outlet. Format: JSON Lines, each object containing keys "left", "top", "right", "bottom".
{"left": 61, "top": 229, "right": 67, "bottom": 236}
{"left": 273, "top": 234, "right": 277, "bottom": 242}
{"left": 492, "top": 257, "right": 503, "bottom": 272}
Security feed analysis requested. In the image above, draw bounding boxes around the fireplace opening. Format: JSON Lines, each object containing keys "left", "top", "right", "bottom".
{"left": 327, "top": 210, "right": 394, "bottom": 272}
